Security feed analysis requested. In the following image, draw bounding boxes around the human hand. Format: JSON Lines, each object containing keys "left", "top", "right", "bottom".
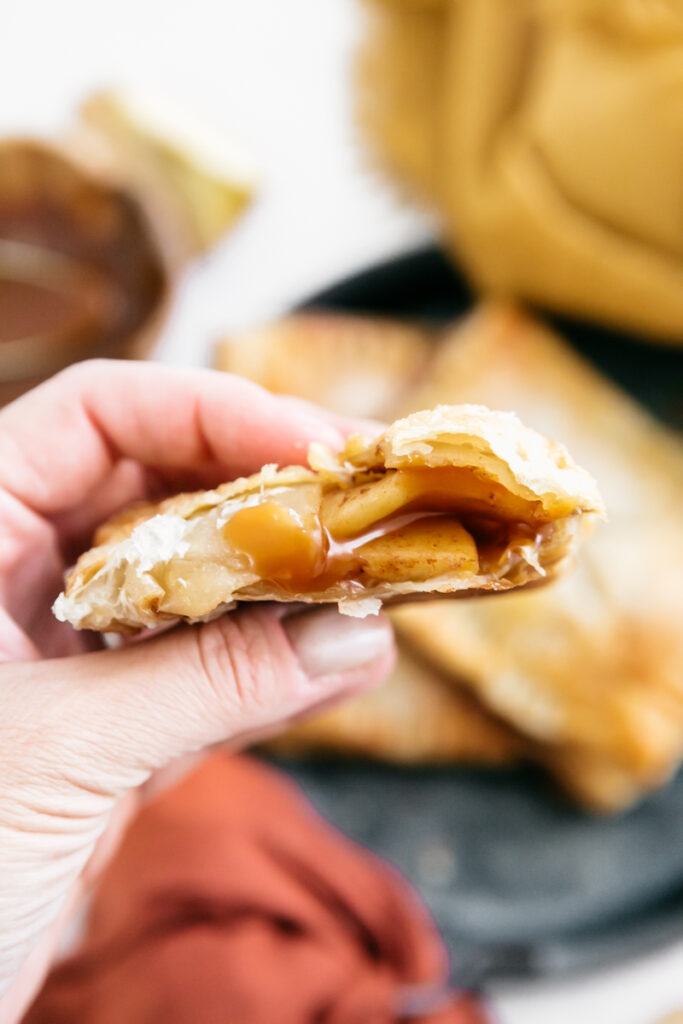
{"left": 0, "top": 361, "right": 395, "bottom": 1021}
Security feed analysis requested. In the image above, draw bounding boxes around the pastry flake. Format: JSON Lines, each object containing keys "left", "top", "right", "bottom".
{"left": 53, "top": 403, "right": 603, "bottom": 633}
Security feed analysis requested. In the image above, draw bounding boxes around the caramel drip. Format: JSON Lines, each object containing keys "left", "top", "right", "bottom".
{"left": 221, "top": 502, "right": 360, "bottom": 593}
{"left": 219, "top": 474, "right": 545, "bottom": 593}
{"left": 222, "top": 502, "right": 482, "bottom": 593}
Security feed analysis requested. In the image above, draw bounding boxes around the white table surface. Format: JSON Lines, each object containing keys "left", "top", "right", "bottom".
{"left": 3, "top": 1, "right": 683, "bottom": 1021}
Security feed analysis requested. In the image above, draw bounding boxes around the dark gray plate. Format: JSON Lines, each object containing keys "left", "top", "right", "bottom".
{"left": 269, "top": 247, "right": 683, "bottom": 983}
{"left": 276, "top": 760, "right": 683, "bottom": 985}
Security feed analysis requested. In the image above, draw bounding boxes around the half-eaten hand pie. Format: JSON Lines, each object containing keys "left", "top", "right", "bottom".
{"left": 54, "top": 404, "right": 603, "bottom": 633}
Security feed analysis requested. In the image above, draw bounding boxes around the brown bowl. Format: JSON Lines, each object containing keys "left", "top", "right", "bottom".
{"left": 0, "top": 140, "right": 169, "bottom": 404}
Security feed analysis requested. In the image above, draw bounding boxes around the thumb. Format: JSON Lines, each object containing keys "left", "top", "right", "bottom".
{"left": 6, "top": 606, "right": 395, "bottom": 800}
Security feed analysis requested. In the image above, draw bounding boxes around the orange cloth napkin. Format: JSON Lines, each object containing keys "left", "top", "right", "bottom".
{"left": 25, "top": 754, "right": 489, "bottom": 1024}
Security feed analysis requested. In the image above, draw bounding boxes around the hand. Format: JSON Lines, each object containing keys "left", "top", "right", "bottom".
{"left": 0, "top": 361, "right": 395, "bottom": 1022}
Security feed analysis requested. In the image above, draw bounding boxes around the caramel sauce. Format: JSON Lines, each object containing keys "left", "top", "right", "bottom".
{"left": 0, "top": 181, "right": 165, "bottom": 357}
{"left": 0, "top": 277, "right": 91, "bottom": 344}
{"left": 221, "top": 502, "right": 360, "bottom": 592}
{"left": 220, "top": 475, "right": 544, "bottom": 593}
{"left": 222, "top": 502, "right": 489, "bottom": 593}
{"left": 466, "top": 518, "right": 540, "bottom": 574}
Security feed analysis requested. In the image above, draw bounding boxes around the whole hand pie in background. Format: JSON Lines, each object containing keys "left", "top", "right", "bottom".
{"left": 215, "top": 314, "right": 432, "bottom": 419}
{"left": 358, "top": 0, "right": 683, "bottom": 342}
{"left": 54, "top": 404, "right": 603, "bottom": 633}
{"left": 218, "top": 305, "right": 683, "bottom": 811}
{"left": 268, "top": 638, "right": 523, "bottom": 766}
{"left": 395, "top": 306, "right": 683, "bottom": 811}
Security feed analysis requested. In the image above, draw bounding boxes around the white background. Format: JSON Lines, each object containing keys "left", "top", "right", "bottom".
{"left": 3, "top": 1, "right": 683, "bottom": 1021}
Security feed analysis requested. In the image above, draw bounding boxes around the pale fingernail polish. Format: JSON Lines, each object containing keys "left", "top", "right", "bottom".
{"left": 284, "top": 607, "right": 393, "bottom": 681}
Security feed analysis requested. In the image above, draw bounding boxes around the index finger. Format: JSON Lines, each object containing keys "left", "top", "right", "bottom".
{"left": 0, "top": 360, "right": 348, "bottom": 516}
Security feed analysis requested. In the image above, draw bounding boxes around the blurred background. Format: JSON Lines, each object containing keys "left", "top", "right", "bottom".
{"left": 3, "top": 2, "right": 683, "bottom": 1023}
{"left": 3, "top": 0, "right": 432, "bottom": 366}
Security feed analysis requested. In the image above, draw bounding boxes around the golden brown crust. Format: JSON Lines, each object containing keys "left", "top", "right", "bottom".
{"left": 267, "top": 640, "right": 524, "bottom": 765}
{"left": 213, "top": 303, "right": 683, "bottom": 811}
{"left": 214, "top": 314, "right": 432, "bottom": 419}
{"left": 53, "top": 402, "right": 602, "bottom": 633}
{"left": 392, "top": 303, "right": 683, "bottom": 810}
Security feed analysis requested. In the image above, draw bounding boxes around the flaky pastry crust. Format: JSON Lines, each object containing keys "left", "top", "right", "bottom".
{"left": 266, "top": 640, "right": 523, "bottom": 766}
{"left": 392, "top": 305, "right": 683, "bottom": 810}
{"left": 54, "top": 403, "right": 603, "bottom": 633}
{"left": 214, "top": 314, "right": 431, "bottom": 419}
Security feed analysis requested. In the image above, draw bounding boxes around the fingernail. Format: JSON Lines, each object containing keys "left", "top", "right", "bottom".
{"left": 284, "top": 607, "right": 393, "bottom": 681}
{"left": 295, "top": 417, "right": 345, "bottom": 451}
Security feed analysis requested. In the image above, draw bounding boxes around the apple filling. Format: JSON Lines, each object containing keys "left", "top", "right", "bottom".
{"left": 219, "top": 467, "right": 548, "bottom": 595}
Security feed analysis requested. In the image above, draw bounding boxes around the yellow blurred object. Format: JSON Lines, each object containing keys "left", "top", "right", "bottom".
{"left": 79, "top": 89, "right": 255, "bottom": 263}
{"left": 357, "top": 0, "right": 446, "bottom": 202}
{"left": 359, "top": 0, "right": 683, "bottom": 342}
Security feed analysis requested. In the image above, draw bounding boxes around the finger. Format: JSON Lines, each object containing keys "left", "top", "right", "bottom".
{"left": 136, "top": 665, "right": 371, "bottom": 792}
{"left": 277, "top": 395, "right": 386, "bottom": 440}
{"left": 0, "top": 608, "right": 394, "bottom": 995}
{"left": 219, "top": 677, "right": 380, "bottom": 753}
{"left": 0, "top": 488, "right": 65, "bottom": 639}
{"left": 0, "top": 881, "right": 84, "bottom": 1023}
{"left": 0, "top": 608, "right": 40, "bottom": 663}
{"left": 50, "top": 459, "right": 149, "bottom": 558}
{"left": 4, "top": 608, "right": 395, "bottom": 799}
{"left": 0, "top": 360, "right": 347, "bottom": 517}
{"left": 0, "top": 487, "right": 102, "bottom": 652}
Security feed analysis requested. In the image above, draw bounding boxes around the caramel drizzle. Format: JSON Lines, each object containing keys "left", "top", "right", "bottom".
{"left": 221, "top": 500, "right": 544, "bottom": 594}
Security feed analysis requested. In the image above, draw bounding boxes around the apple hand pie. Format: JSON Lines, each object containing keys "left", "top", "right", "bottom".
{"left": 214, "top": 314, "right": 432, "bottom": 419}
{"left": 392, "top": 304, "right": 683, "bottom": 811}
{"left": 266, "top": 640, "right": 524, "bottom": 766}
{"left": 53, "top": 404, "right": 603, "bottom": 633}
{"left": 214, "top": 306, "right": 683, "bottom": 811}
